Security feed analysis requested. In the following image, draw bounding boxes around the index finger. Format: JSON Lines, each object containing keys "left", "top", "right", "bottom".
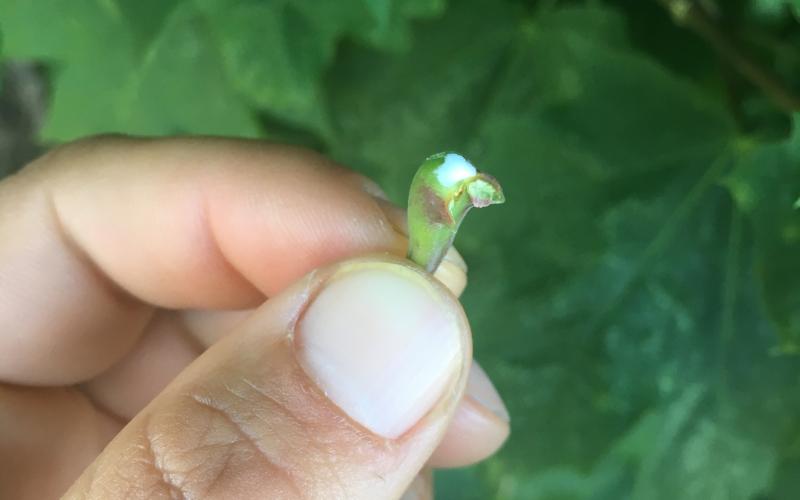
{"left": 0, "top": 136, "right": 404, "bottom": 385}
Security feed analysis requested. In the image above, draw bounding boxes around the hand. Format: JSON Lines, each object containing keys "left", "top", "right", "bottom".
{"left": 0, "top": 136, "right": 509, "bottom": 499}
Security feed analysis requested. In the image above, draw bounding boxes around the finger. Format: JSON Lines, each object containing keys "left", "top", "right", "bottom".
{"left": 182, "top": 247, "right": 466, "bottom": 349}
{"left": 83, "top": 323, "right": 507, "bottom": 470}
{"left": 86, "top": 337, "right": 507, "bottom": 468}
{"left": 400, "top": 469, "right": 433, "bottom": 500}
{"left": 0, "top": 136, "right": 406, "bottom": 385}
{"left": 0, "top": 385, "right": 121, "bottom": 500}
{"left": 82, "top": 264, "right": 495, "bottom": 477}
{"left": 81, "top": 311, "right": 203, "bottom": 420}
{"left": 66, "top": 258, "right": 471, "bottom": 499}
{"left": 182, "top": 308, "right": 255, "bottom": 348}
{"left": 82, "top": 247, "right": 468, "bottom": 420}
{"left": 428, "top": 361, "right": 510, "bottom": 468}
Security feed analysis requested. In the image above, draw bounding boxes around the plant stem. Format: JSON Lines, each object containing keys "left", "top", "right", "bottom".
{"left": 658, "top": 0, "right": 800, "bottom": 113}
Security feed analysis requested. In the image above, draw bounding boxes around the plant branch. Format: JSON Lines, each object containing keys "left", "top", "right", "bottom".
{"left": 658, "top": 0, "right": 800, "bottom": 113}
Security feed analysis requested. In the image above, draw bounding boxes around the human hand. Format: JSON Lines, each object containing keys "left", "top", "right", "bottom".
{"left": 0, "top": 136, "right": 509, "bottom": 499}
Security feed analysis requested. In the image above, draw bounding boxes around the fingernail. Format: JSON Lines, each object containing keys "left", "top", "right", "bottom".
{"left": 466, "top": 363, "right": 509, "bottom": 422}
{"left": 296, "top": 262, "right": 465, "bottom": 438}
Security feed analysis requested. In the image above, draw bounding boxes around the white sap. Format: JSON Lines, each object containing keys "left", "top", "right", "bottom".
{"left": 436, "top": 153, "right": 476, "bottom": 187}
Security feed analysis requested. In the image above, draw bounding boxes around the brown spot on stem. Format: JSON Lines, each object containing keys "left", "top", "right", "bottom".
{"left": 420, "top": 185, "right": 452, "bottom": 224}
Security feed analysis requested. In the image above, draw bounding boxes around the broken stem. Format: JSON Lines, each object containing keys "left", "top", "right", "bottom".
{"left": 406, "top": 152, "right": 505, "bottom": 273}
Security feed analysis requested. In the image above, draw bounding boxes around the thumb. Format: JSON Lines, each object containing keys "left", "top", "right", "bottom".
{"left": 66, "top": 257, "right": 471, "bottom": 500}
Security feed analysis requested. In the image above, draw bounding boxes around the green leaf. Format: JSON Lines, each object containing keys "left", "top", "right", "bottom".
{"left": 625, "top": 389, "right": 774, "bottom": 500}
{"left": 0, "top": 0, "right": 125, "bottom": 61}
{"left": 358, "top": 0, "right": 446, "bottom": 48}
{"left": 323, "top": 2, "right": 800, "bottom": 498}
{"left": 752, "top": 0, "right": 798, "bottom": 17}
{"left": 192, "top": 0, "right": 445, "bottom": 136}
{"left": 0, "top": 0, "right": 443, "bottom": 141}
{"left": 0, "top": 1, "right": 259, "bottom": 139}
{"left": 477, "top": 386, "right": 775, "bottom": 500}
{"left": 326, "top": 0, "right": 519, "bottom": 200}
{"left": 3, "top": 1, "right": 800, "bottom": 498}
{"left": 725, "top": 115, "right": 800, "bottom": 351}
{"left": 193, "top": 0, "right": 332, "bottom": 134}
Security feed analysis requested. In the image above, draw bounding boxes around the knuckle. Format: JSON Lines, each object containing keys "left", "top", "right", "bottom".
{"left": 186, "top": 390, "right": 305, "bottom": 498}
{"left": 74, "top": 359, "right": 397, "bottom": 499}
{"left": 132, "top": 381, "right": 313, "bottom": 499}
{"left": 176, "top": 374, "right": 367, "bottom": 499}
{"left": 66, "top": 426, "right": 192, "bottom": 500}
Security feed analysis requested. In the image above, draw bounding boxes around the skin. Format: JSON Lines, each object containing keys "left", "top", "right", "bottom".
{"left": 0, "top": 136, "right": 509, "bottom": 499}
{"left": 407, "top": 152, "right": 504, "bottom": 273}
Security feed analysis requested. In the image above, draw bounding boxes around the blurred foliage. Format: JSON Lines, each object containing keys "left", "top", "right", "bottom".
{"left": 1, "top": 0, "right": 799, "bottom": 498}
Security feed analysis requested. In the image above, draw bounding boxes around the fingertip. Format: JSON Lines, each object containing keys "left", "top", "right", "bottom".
{"left": 69, "top": 257, "right": 471, "bottom": 499}
{"left": 463, "top": 361, "right": 509, "bottom": 422}
{"left": 400, "top": 470, "right": 434, "bottom": 500}
{"left": 0, "top": 137, "right": 412, "bottom": 384}
{"left": 429, "top": 362, "right": 510, "bottom": 468}
{"left": 295, "top": 258, "right": 471, "bottom": 438}
{"left": 428, "top": 397, "right": 510, "bottom": 468}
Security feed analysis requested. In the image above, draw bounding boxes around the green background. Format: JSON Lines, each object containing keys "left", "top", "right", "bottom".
{"left": 1, "top": 0, "right": 799, "bottom": 498}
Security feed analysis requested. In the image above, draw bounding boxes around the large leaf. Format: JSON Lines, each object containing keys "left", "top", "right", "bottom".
{"left": 2, "top": 1, "right": 800, "bottom": 498}
{"left": 0, "top": 0, "right": 443, "bottom": 140}
{"left": 324, "top": 2, "right": 800, "bottom": 498}
{"left": 0, "top": 1, "right": 259, "bottom": 139}
{"left": 726, "top": 115, "right": 800, "bottom": 351}
{"left": 191, "top": 0, "right": 430, "bottom": 135}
